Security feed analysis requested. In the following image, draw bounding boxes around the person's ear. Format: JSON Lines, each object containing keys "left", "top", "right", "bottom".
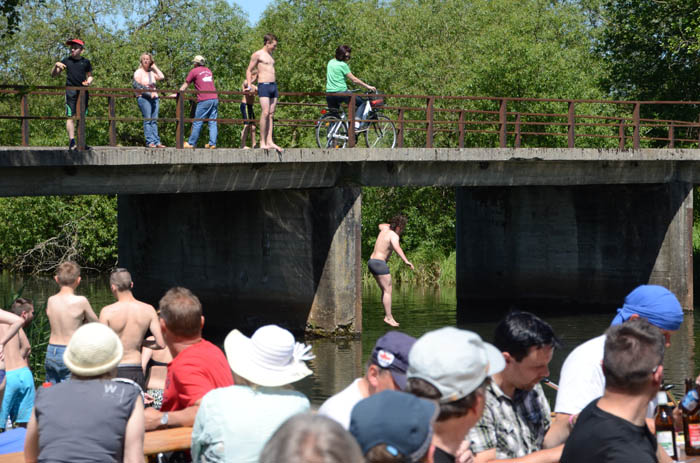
{"left": 159, "top": 318, "right": 167, "bottom": 333}
{"left": 367, "top": 364, "right": 380, "bottom": 387}
{"left": 201, "top": 316, "right": 205, "bottom": 330}
{"left": 629, "top": 313, "right": 641, "bottom": 320}
{"left": 653, "top": 365, "right": 664, "bottom": 385}
{"left": 503, "top": 352, "right": 514, "bottom": 365}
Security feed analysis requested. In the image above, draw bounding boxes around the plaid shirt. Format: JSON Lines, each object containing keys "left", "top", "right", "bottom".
{"left": 468, "top": 381, "right": 551, "bottom": 459}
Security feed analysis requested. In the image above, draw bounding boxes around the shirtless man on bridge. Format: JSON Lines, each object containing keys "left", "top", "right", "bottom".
{"left": 368, "top": 215, "right": 414, "bottom": 327}
{"left": 246, "top": 33, "right": 283, "bottom": 153}
{"left": 99, "top": 268, "right": 165, "bottom": 390}
{"left": 46, "top": 261, "right": 98, "bottom": 383}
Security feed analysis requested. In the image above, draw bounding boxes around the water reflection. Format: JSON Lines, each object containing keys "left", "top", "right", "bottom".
{"left": 0, "top": 272, "right": 695, "bottom": 407}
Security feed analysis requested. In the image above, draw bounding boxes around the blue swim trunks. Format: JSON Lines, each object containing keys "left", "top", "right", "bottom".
{"left": 0, "top": 367, "right": 35, "bottom": 427}
{"left": 258, "top": 82, "right": 279, "bottom": 99}
{"left": 45, "top": 344, "right": 71, "bottom": 384}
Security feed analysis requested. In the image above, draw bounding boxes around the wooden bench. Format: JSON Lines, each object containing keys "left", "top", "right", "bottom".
{"left": 2, "top": 426, "right": 193, "bottom": 463}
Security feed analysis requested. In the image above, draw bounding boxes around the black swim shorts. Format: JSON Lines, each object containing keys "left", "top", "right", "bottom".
{"left": 368, "top": 259, "right": 390, "bottom": 276}
{"left": 65, "top": 89, "right": 89, "bottom": 117}
{"left": 240, "top": 102, "right": 256, "bottom": 124}
{"left": 258, "top": 82, "right": 279, "bottom": 99}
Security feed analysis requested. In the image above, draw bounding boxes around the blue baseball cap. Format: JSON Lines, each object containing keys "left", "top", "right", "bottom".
{"left": 370, "top": 331, "right": 416, "bottom": 390}
{"left": 350, "top": 390, "right": 438, "bottom": 461}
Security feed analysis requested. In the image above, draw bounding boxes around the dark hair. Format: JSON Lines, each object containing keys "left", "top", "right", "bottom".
{"left": 10, "top": 297, "right": 33, "bottom": 316}
{"left": 406, "top": 377, "right": 486, "bottom": 421}
{"left": 109, "top": 268, "right": 132, "bottom": 292}
{"left": 335, "top": 45, "right": 352, "bottom": 61}
{"left": 260, "top": 413, "right": 364, "bottom": 463}
{"left": 366, "top": 443, "right": 430, "bottom": 462}
{"left": 389, "top": 215, "right": 407, "bottom": 232}
{"left": 158, "top": 287, "right": 202, "bottom": 337}
{"left": 493, "top": 311, "right": 561, "bottom": 361}
{"left": 263, "top": 33, "right": 278, "bottom": 45}
{"left": 603, "top": 318, "right": 665, "bottom": 393}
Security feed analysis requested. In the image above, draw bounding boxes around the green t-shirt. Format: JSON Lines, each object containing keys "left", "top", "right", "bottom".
{"left": 326, "top": 59, "right": 351, "bottom": 92}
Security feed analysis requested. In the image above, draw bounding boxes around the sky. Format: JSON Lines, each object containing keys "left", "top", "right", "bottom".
{"left": 234, "top": 0, "right": 273, "bottom": 24}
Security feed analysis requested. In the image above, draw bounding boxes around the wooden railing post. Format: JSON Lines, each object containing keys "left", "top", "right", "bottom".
{"left": 632, "top": 102, "right": 640, "bottom": 149}
{"left": 426, "top": 96, "right": 434, "bottom": 148}
{"left": 515, "top": 113, "right": 521, "bottom": 148}
{"left": 619, "top": 120, "right": 625, "bottom": 150}
{"left": 568, "top": 101, "right": 575, "bottom": 148}
{"left": 458, "top": 110, "right": 465, "bottom": 148}
{"left": 20, "top": 93, "right": 29, "bottom": 146}
{"left": 77, "top": 88, "right": 87, "bottom": 150}
{"left": 348, "top": 94, "right": 356, "bottom": 148}
{"left": 175, "top": 92, "right": 184, "bottom": 149}
{"left": 108, "top": 96, "right": 117, "bottom": 146}
{"left": 397, "top": 109, "right": 404, "bottom": 148}
{"left": 499, "top": 99, "right": 507, "bottom": 148}
{"left": 669, "top": 124, "right": 675, "bottom": 149}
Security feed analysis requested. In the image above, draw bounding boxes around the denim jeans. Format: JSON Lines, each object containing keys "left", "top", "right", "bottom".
{"left": 45, "top": 344, "right": 71, "bottom": 384}
{"left": 137, "top": 96, "right": 161, "bottom": 146}
{"left": 189, "top": 98, "right": 218, "bottom": 146}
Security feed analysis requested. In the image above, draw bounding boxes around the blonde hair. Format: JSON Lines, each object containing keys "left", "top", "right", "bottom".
{"left": 140, "top": 53, "right": 153, "bottom": 67}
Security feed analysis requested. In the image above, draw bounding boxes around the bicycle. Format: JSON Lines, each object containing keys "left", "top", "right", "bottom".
{"left": 315, "top": 91, "right": 396, "bottom": 148}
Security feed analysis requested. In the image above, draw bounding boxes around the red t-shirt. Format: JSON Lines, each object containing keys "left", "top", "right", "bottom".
{"left": 186, "top": 66, "right": 217, "bottom": 102}
{"left": 161, "top": 339, "right": 233, "bottom": 412}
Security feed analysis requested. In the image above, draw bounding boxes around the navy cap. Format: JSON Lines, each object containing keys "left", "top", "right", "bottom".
{"left": 350, "top": 390, "right": 438, "bottom": 461}
{"left": 370, "top": 331, "right": 416, "bottom": 390}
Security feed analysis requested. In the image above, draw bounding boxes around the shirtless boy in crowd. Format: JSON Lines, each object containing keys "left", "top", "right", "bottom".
{"left": 0, "top": 298, "right": 34, "bottom": 430}
{"left": 100, "top": 268, "right": 164, "bottom": 389}
{"left": 368, "top": 215, "right": 414, "bottom": 327}
{"left": 246, "top": 34, "right": 282, "bottom": 153}
{"left": 45, "top": 261, "right": 98, "bottom": 383}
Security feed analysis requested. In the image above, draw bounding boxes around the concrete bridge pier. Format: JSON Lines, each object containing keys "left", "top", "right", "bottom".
{"left": 118, "top": 187, "right": 362, "bottom": 338}
{"left": 456, "top": 182, "right": 693, "bottom": 321}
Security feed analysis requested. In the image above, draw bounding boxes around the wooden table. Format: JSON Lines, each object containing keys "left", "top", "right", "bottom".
{"left": 2, "top": 426, "right": 193, "bottom": 463}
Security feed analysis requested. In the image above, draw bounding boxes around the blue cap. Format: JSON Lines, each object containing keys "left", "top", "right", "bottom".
{"left": 349, "top": 390, "right": 438, "bottom": 461}
{"left": 611, "top": 285, "right": 683, "bottom": 331}
{"left": 370, "top": 331, "right": 416, "bottom": 390}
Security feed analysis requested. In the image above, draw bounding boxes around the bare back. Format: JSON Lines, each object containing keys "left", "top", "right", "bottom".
{"left": 100, "top": 299, "right": 161, "bottom": 364}
{"left": 46, "top": 291, "right": 97, "bottom": 345}
{"left": 2, "top": 325, "right": 30, "bottom": 371}
{"left": 370, "top": 227, "right": 398, "bottom": 261}
{"left": 250, "top": 49, "right": 275, "bottom": 83}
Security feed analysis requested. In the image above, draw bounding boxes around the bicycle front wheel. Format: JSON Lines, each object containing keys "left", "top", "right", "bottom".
{"left": 364, "top": 114, "right": 396, "bottom": 148}
{"left": 316, "top": 115, "right": 348, "bottom": 148}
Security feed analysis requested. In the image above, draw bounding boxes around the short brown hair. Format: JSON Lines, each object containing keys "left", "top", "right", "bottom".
{"left": 56, "top": 261, "right": 80, "bottom": 286}
{"left": 389, "top": 215, "right": 407, "bottom": 232}
{"left": 335, "top": 45, "right": 352, "bottom": 61}
{"left": 10, "top": 297, "right": 33, "bottom": 316}
{"left": 263, "top": 33, "right": 278, "bottom": 45}
{"left": 158, "top": 287, "right": 202, "bottom": 337}
{"left": 406, "top": 377, "right": 485, "bottom": 421}
{"left": 110, "top": 268, "right": 132, "bottom": 292}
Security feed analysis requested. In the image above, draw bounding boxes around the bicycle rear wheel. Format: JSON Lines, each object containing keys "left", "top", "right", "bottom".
{"left": 364, "top": 114, "right": 396, "bottom": 148}
{"left": 316, "top": 115, "right": 348, "bottom": 148}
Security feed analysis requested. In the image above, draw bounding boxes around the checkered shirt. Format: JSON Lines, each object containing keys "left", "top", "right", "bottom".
{"left": 468, "top": 381, "right": 551, "bottom": 459}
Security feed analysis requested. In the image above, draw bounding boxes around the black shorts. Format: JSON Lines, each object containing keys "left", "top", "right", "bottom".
{"left": 258, "top": 82, "right": 279, "bottom": 99}
{"left": 368, "top": 259, "right": 390, "bottom": 276}
{"left": 116, "top": 364, "right": 146, "bottom": 390}
{"left": 326, "top": 93, "right": 365, "bottom": 111}
{"left": 240, "top": 102, "right": 256, "bottom": 124}
{"left": 65, "top": 89, "right": 89, "bottom": 117}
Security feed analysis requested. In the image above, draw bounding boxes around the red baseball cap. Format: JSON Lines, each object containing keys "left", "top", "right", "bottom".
{"left": 66, "top": 39, "right": 85, "bottom": 47}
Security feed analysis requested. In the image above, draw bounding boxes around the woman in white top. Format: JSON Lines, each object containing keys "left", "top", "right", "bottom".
{"left": 133, "top": 53, "right": 165, "bottom": 148}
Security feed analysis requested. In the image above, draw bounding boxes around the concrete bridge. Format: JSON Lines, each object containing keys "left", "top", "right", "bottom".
{"left": 0, "top": 146, "right": 696, "bottom": 336}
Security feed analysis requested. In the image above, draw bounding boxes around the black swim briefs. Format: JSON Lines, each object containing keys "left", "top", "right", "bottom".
{"left": 368, "top": 259, "right": 390, "bottom": 276}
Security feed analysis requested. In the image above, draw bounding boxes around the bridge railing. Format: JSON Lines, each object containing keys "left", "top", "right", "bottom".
{"left": 1, "top": 85, "right": 700, "bottom": 149}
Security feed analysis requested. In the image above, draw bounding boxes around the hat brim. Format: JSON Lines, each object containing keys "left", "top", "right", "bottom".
{"left": 484, "top": 342, "right": 506, "bottom": 376}
{"left": 390, "top": 370, "right": 408, "bottom": 390}
{"left": 63, "top": 340, "right": 122, "bottom": 377}
{"left": 224, "top": 329, "right": 312, "bottom": 387}
{"left": 65, "top": 40, "right": 84, "bottom": 47}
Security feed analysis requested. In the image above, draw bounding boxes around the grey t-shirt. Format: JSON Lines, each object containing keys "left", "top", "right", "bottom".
{"left": 35, "top": 378, "right": 140, "bottom": 462}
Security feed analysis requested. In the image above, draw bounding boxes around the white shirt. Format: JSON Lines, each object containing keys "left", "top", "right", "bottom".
{"left": 317, "top": 378, "right": 365, "bottom": 429}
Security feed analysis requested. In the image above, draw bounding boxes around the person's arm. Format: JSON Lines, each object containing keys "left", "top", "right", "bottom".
{"left": 144, "top": 402, "right": 200, "bottom": 430}
{"left": 82, "top": 71, "right": 93, "bottom": 86}
{"left": 151, "top": 63, "right": 165, "bottom": 81}
{"left": 389, "top": 233, "right": 414, "bottom": 270}
{"left": 18, "top": 328, "right": 31, "bottom": 360}
{"left": 142, "top": 310, "right": 165, "bottom": 350}
{"left": 83, "top": 299, "right": 98, "bottom": 323}
{"left": 0, "top": 310, "right": 24, "bottom": 357}
{"left": 141, "top": 342, "right": 153, "bottom": 372}
{"left": 473, "top": 446, "right": 563, "bottom": 463}
{"left": 378, "top": 223, "right": 390, "bottom": 231}
{"left": 123, "top": 396, "right": 145, "bottom": 463}
{"left": 98, "top": 307, "right": 109, "bottom": 324}
{"left": 542, "top": 412, "right": 573, "bottom": 448}
{"left": 346, "top": 72, "right": 376, "bottom": 92}
{"left": 245, "top": 53, "right": 258, "bottom": 90}
{"left": 24, "top": 409, "right": 39, "bottom": 463}
{"left": 51, "top": 61, "right": 66, "bottom": 77}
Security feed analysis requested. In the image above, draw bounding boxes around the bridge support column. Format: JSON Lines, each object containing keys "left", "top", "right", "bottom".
{"left": 118, "top": 187, "right": 362, "bottom": 337}
{"left": 456, "top": 183, "right": 693, "bottom": 321}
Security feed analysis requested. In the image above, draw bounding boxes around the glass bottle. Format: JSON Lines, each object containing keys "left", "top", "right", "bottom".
{"left": 656, "top": 390, "right": 678, "bottom": 460}
{"left": 683, "top": 378, "right": 700, "bottom": 456}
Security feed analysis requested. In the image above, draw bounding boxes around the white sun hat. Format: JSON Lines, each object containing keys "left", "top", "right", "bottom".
{"left": 224, "top": 325, "right": 314, "bottom": 387}
{"left": 63, "top": 322, "right": 123, "bottom": 377}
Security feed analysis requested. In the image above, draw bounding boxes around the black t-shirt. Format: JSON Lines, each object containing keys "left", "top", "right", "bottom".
{"left": 561, "top": 400, "right": 657, "bottom": 463}
{"left": 61, "top": 56, "right": 92, "bottom": 87}
{"left": 433, "top": 446, "right": 456, "bottom": 463}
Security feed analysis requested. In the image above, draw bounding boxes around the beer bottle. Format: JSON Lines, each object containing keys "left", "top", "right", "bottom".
{"left": 683, "top": 378, "right": 700, "bottom": 456}
{"left": 682, "top": 379, "right": 700, "bottom": 414}
{"left": 656, "top": 390, "right": 678, "bottom": 460}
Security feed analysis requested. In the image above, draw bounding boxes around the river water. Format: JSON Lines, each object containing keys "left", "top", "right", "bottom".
{"left": 1, "top": 272, "right": 696, "bottom": 407}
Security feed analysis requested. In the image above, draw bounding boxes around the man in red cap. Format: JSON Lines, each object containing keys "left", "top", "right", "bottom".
{"left": 51, "top": 39, "right": 93, "bottom": 150}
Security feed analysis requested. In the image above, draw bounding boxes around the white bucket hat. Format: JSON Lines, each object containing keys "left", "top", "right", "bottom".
{"left": 63, "top": 322, "right": 123, "bottom": 377}
{"left": 408, "top": 327, "right": 505, "bottom": 403}
{"left": 224, "top": 325, "right": 314, "bottom": 387}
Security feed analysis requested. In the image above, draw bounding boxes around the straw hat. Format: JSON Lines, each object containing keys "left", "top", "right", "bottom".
{"left": 224, "top": 325, "right": 314, "bottom": 387}
{"left": 192, "top": 55, "right": 206, "bottom": 65}
{"left": 63, "top": 323, "right": 123, "bottom": 377}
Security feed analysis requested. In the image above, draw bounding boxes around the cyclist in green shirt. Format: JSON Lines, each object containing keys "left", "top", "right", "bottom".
{"left": 326, "top": 45, "right": 376, "bottom": 113}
